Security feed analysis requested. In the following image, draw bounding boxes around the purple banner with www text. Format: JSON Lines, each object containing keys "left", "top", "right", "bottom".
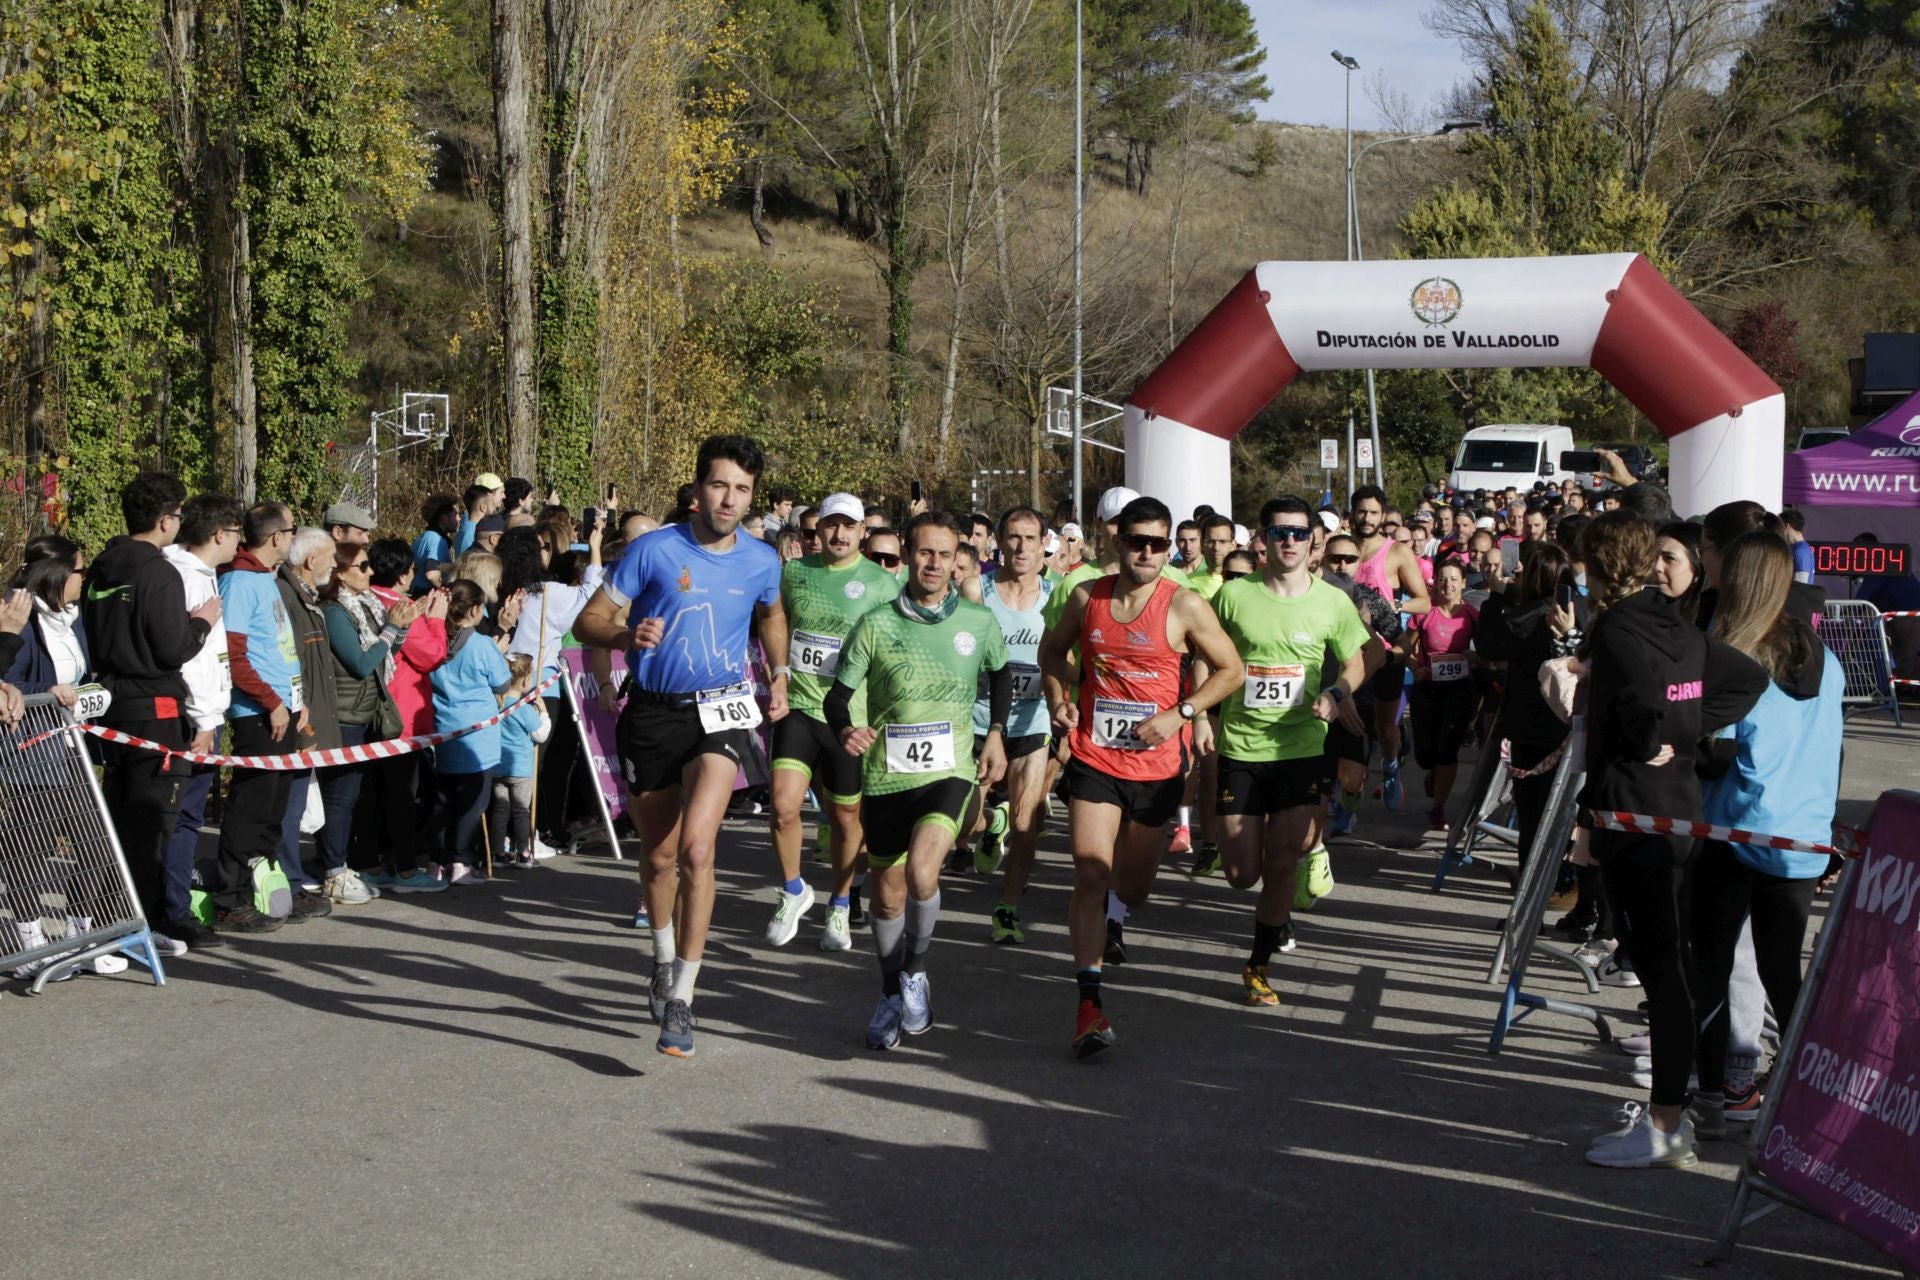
{"left": 1758, "top": 790, "right": 1920, "bottom": 1270}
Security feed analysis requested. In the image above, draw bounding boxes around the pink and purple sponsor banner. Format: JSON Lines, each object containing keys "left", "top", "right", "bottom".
{"left": 1758, "top": 790, "right": 1920, "bottom": 1270}
{"left": 562, "top": 648, "right": 627, "bottom": 824}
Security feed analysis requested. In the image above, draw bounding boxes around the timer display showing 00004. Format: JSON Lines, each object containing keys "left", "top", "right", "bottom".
{"left": 1809, "top": 540, "right": 1911, "bottom": 577}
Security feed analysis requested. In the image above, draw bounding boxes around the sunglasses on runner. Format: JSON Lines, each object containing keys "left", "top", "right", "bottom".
{"left": 1121, "top": 534, "right": 1171, "bottom": 554}
{"left": 1324, "top": 553, "right": 1359, "bottom": 566}
{"left": 867, "top": 551, "right": 901, "bottom": 568}
{"left": 1264, "top": 525, "right": 1313, "bottom": 543}
{"left": 1221, "top": 569, "right": 1248, "bottom": 582}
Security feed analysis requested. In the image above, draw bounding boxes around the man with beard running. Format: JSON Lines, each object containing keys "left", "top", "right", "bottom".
{"left": 765, "top": 492, "right": 901, "bottom": 951}
{"left": 1347, "top": 485, "right": 1429, "bottom": 813}
{"left": 574, "top": 435, "right": 788, "bottom": 1060}
{"left": 1041, "top": 496, "right": 1242, "bottom": 1058}
{"left": 826, "top": 512, "right": 1010, "bottom": 1050}
{"left": 1209, "top": 498, "right": 1368, "bottom": 1005}
{"left": 960, "top": 506, "right": 1054, "bottom": 943}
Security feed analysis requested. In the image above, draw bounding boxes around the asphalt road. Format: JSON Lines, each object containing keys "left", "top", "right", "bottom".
{"left": 3, "top": 715, "right": 1911, "bottom": 1279}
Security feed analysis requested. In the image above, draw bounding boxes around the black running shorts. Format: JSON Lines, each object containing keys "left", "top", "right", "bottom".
{"left": 616, "top": 697, "right": 757, "bottom": 796}
{"left": 862, "top": 777, "right": 976, "bottom": 868}
{"left": 772, "top": 710, "right": 863, "bottom": 805}
{"left": 1216, "top": 755, "right": 1324, "bottom": 816}
{"left": 1062, "top": 756, "right": 1183, "bottom": 828}
{"left": 973, "top": 731, "right": 1050, "bottom": 762}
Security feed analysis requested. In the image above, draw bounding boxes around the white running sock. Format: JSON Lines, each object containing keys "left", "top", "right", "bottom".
{"left": 652, "top": 923, "right": 677, "bottom": 970}
{"left": 1106, "top": 891, "right": 1128, "bottom": 924}
{"left": 1176, "top": 806, "right": 1191, "bottom": 828}
{"left": 671, "top": 958, "right": 701, "bottom": 1003}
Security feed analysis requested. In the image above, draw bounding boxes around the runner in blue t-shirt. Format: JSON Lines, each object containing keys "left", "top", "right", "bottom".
{"left": 575, "top": 435, "right": 789, "bottom": 1060}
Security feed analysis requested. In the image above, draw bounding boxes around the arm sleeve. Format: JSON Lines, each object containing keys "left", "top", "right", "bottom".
{"left": 824, "top": 680, "right": 857, "bottom": 738}
{"left": 986, "top": 665, "right": 1012, "bottom": 729}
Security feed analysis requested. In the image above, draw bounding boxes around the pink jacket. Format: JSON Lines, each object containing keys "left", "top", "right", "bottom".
{"left": 390, "top": 616, "right": 448, "bottom": 735}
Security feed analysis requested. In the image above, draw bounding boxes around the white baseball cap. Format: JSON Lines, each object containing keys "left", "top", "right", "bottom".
{"left": 1316, "top": 509, "right": 1341, "bottom": 533}
{"left": 1475, "top": 516, "right": 1497, "bottom": 531}
{"left": 816, "top": 492, "right": 864, "bottom": 525}
{"left": 1045, "top": 532, "right": 1061, "bottom": 554}
{"left": 1059, "top": 522, "right": 1083, "bottom": 541}
{"left": 1096, "top": 486, "right": 1140, "bottom": 522}
{"left": 1233, "top": 523, "right": 1249, "bottom": 547}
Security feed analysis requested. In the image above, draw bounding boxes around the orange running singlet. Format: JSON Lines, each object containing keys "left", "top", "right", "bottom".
{"left": 1071, "top": 575, "right": 1186, "bottom": 781}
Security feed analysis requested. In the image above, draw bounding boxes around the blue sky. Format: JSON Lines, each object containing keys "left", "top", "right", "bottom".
{"left": 1246, "top": 2, "right": 1474, "bottom": 129}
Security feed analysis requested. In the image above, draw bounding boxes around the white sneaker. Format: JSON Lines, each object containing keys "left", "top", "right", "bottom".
{"left": 819, "top": 904, "right": 853, "bottom": 952}
{"left": 448, "top": 864, "right": 489, "bottom": 886}
{"left": 866, "top": 994, "right": 904, "bottom": 1050}
{"left": 147, "top": 932, "right": 189, "bottom": 958}
{"left": 764, "top": 883, "right": 816, "bottom": 946}
{"left": 1587, "top": 1109, "right": 1697, "bottom": 1168}
{"left": 899, "top": 970, "right": 932, "bottom": 1035}
{"left": 1596, "top": 955, "right": 1641, "bottom": 987}
{"left": 1616, "top": 1033, "right": 1652, "bottom": 1056}
{"left": 532, "top": 838, "right": 563, "bottom": 861}
{"left": 326, "top": 869, "right": 374, "bottom": 905}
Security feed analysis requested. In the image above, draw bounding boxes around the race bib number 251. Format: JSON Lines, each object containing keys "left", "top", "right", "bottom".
{"left": 1243, "top": 664, "right": 1306, "bottom": 710}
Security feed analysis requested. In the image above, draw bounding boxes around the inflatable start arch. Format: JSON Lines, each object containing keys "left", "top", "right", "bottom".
{"left": 1123, "top": 254, "right": 1782, "bottom": 520}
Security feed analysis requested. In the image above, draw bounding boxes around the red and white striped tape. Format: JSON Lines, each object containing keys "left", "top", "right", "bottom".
{"left": 20, "top": 671, "right": 561, "bottom": 771}
{"left": 1584, "top": 808, "right": 1865, "bottom": 858}
{"left": 1881, "top": 612, "right": 1920, "bottom": 619}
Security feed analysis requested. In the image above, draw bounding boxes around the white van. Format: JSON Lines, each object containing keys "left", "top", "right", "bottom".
{"left": 1448, "top": 424, "right": 1578, "bottom": 494}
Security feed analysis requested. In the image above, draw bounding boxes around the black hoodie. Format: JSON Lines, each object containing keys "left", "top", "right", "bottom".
{"left": 1578, "top": 588, "right": 1768, "bottom": 863}
{"left": 1479, "top": 588, "right": 1589, "bottom": 764}
{"left": 80, "top": 535, "right": 211, "bottom": 715}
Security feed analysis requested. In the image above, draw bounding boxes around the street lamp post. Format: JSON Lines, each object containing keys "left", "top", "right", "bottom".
{"left": 1071, "top": 0, "right": 1084, "bottom": 522}
{"left": 1331, "top": 52, "right": 1359, "bottom": 499}
{"left": 1343, "top": 118, "right": 1483, "bottom": 495}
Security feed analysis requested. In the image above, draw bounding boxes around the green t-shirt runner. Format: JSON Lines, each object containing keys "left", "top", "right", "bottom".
{"left": 835, "top": 596, "right": 1009, "bottom": 797}
{"left": 780, "top": 553, "right": 901, "bottom": 718}
{"left": 1211, "top": 575, "right": 1368, "bottom": 762}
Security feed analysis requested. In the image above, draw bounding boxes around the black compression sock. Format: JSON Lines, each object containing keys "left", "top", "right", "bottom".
{"left": 1250, "top": 921, "right": 1284, "bottom": 968}
{"left": 1076, "top": 967, "right": 1102, "bottom": 1007}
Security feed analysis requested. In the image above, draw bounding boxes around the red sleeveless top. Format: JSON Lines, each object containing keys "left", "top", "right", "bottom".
{"left": 1072, "top": 575, "right": 1187, "bottom": 781}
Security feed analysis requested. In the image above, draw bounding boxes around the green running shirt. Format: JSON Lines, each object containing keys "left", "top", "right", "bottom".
{"left": 780, "top": 554, "right": 902, "bottom": 717}
{"left": 1211, "top": 575, "right": 1369, "bottom": 762}
{"left": 836, "top": 597, "right": 1009, "bottom": 797}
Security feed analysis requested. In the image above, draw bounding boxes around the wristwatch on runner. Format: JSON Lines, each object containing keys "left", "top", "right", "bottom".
{"left": 771, "top": 665, "right": 792, "bottom": 680}
{"left": 1325, "top": 686, "right": 1346, "bottom": 705}
{"left": 1178, "top": 700, "right": 1197, "bottom": 721}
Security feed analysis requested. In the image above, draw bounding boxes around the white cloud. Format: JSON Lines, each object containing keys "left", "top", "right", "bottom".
{"left": 1244, "top": 3, "right": 1473, "bottom": 130}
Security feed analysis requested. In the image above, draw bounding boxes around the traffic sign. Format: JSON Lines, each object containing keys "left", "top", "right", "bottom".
{"left": 1357, "top": 439, "right": 1376, "bottom": 469}
{"left": 1320, "top": 438, "right": 1339, "bottom": 469}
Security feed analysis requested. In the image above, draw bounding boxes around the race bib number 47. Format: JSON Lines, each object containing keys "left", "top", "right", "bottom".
{"left": 885, "top": 721, "right": 956, "bottom": 774}
{"left": 1091, "top": 698, "right": 1156, "bottom": 751}
{"left": 789, "top": 630, "right": 842, "bottom": 678}
{"left": 1008, "top": 662, "right": 1042, "bottom": 702}
{"left": 697, "top": 683, "right": 763, "bottom": 733}
{"left": 1243, "top": 664, "right": 1307, "bottom": 710}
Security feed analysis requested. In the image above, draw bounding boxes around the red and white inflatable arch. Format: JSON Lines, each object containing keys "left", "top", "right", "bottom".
{"left": 1124, "top": 253, "right": 1782, "bottom": 520}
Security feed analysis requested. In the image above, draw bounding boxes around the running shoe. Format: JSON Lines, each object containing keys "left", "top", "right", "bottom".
{"left": 325, "top": 869, "right": 375, "bottom": 905}
{"left": 388, "top": 869, "right": 448, "bottom": 894}
{"left": 632, "top": 900, "right": 651, "bottom": 930}
{"left": 447, "top": 865, "right": 488, "bottom": 887}
{"left": 1688, "top": 1092, "right": 1727, "bottom": 1140}
{"left": 867, "top": 994, "right": 905, "bottom": 1050}
{"left": 1072, "top": 999, "right": 1115, "bottom": 1060}
{"left": 287, "top": 889, "right": 332, "bottom": 921}
{"left": 1188, "top": 843, "right": 1222, "bottom": 877}
{"left": 1168, "top": 824, "right": 1192, "bottom": 856}
{"left": 819, "top": 904, "right": 853, "bottom": 952}
{"left": 1328, "top": 801, "right": 1355, "bottom": 837}
{"left": 1381, "top": 763, "right": 1404, "bottom": 814}
{"left": 1242, "top": 962, "right": 1280, "bottom": 1006}
{"left": 1104, "top": 919, "right": 1128, "bottom": 965}
{"left": 531, "top": 838, "right": 563, "bottom": 861}
{"left": 974, "top": 803, "right": 1009, "bottom": 874}
{"left": 1724, "top": 1082, "right": 1764, "bottom": 1123}
{"left": 764, "top": 883, "right": 816, "bottom": 946}
{"left": 990, "top": 903, "right": 1025, "bottom": 945}
{"left": 1295, "top": 848, "right": 1334, "bottom": 909}
{"left": 146, "top": 932, "right": 189, "bottom": 959}
{"left": 361, "top": 869, "right": 397, "bottom": 889}
{"left": 899, "top": 971, "right": 932, "bottom": 1035}
{"left": 656, "top": 998, "right": 695, "bottom": 1058}
{"left": 1586, "top": 1110, "right": 1696, "bottom": 1169}
{"left": 213, "top": 905, "right": 283, "bottom": 933}
{"left": 650, "top": 963, "right": 671, "bottom": 1023}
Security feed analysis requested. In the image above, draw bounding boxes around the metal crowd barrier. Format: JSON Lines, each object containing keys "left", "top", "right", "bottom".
{"left": 0, "top": 694, "right": 165, "bottom": 994}
{"left": 1817, "top": 599, "right": 1903, "bottom": 728}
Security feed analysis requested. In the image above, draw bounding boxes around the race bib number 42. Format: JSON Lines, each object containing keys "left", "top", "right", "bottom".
{"left": 1431, "top": 655, "right": 1470, "bottom": 683}
{"left": 697, "top": 682, "right": 763, "bottom": 733}
{"left": 1091, "top": 698, "right": 1156, "bottom": 751}
{"left": 885, "top": 721, "right": 956, "bottom": 774}
{"left": 789, "top": 630, "right": 842, "bottom": 678}
{"left": 1243, "top": 664, "right": 1307, "bottom": 710}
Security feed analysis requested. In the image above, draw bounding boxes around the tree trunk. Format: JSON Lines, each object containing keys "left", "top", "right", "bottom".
{"left": 492, "top": 0, "right": 537, "bottom": 480}
{"left": 988, "top": 84, "right": 1013, "bottom": 346}
{"left": 231, "top": 193, "right": 257, "bottom": 502}
{"left": 749, "top": 156, "right": 775, "bottom": 254}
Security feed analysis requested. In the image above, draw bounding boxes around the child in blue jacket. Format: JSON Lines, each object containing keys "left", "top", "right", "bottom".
{"left": 430, "top": 581, "right": 513, "bottom": 885}
{"left": 489, "top": 655, "right": 551, "bottom": 867}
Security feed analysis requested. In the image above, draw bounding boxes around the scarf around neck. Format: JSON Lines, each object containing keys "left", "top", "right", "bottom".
{"left": 893, "top": 584, "right": 960, "bottom": 626}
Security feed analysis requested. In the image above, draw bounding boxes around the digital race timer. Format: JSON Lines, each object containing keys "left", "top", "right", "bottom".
{"left": 1808, "top": 540, "right": 1912, "bottom": 577}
